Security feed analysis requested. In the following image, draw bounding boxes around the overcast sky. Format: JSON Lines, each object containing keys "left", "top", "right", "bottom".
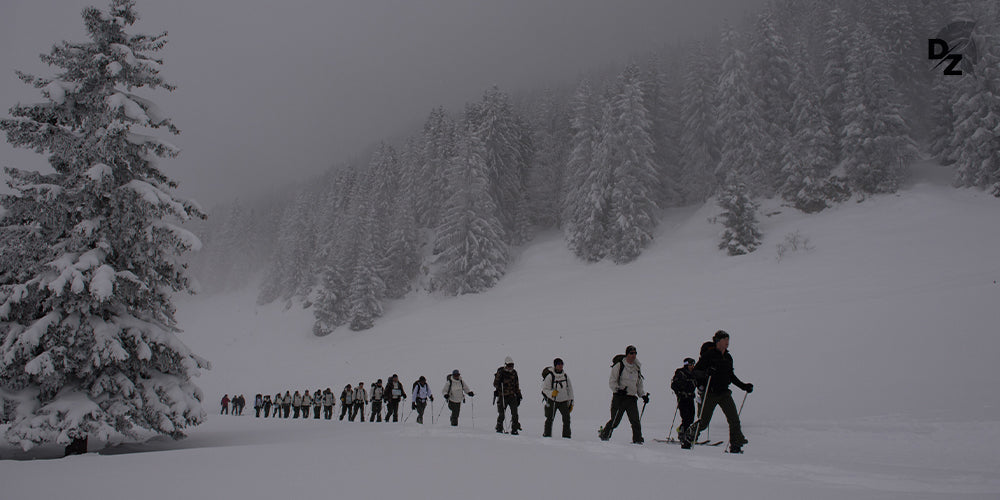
{"left": 1, "top": 0, "right": 761, "bottom": 206}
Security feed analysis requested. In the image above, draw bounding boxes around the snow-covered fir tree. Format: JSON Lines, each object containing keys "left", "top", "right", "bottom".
{"left": 347, "top": 231, "right": 384, "bottom": 331}
{"left": 562, "top": 79, "right": 610, "bottom": 262}
{"left": 603, "top": 64, "right": 661, "bottom": 264}
{"left": 526, "top": 89, "right": 570, "bottom": 228}
{"left": 466, "top": 87, "right": 532, "bottom": 246}
{"left": 841, "top": 23, "right": 917, "bottom": 194}
{"left": 415, "top": 107, "right": 455, "bottom": 230}
{"left": 0, "top": 0, "right": 208, "bottom": 452}
{"left": 950, "top": 3, "right": 1000, "bottom": 196}
{"left": 679, "top": 41, "right": 719, "bottom": 202}
{"left": 821, "top": 6, "right": 851, "bottom": 160}
{"left": 433, "top": 126, "right": 508, "bottom": 295}
{"left": 780, "top": 43, "right": 836, "bottom": 212}
{"left": 717, "top": 175, "right": 762, "bottom": 256}
{"left": 715, "top": 22, "right": 768, "bottom": 193}
{"left": 257, "top": 191, "right": 316, "bottom": 305}
{"left": 749, "top": 10, "right": 794, "bottom": 194}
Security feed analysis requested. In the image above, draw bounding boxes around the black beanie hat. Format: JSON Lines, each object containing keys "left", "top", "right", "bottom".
{"left": 553, "top": 358, "right": 564, "bottom": 366}
{"left": 713, "top": 330, "right": 730, "bottom": 342}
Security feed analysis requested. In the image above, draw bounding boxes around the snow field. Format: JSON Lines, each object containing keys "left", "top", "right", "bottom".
{"left": 2, "top": 161, "right": 998, "bottom": 499}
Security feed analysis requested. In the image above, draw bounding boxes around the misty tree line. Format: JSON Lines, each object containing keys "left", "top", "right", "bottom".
{"left": 191, "top": 0, "right": 1000, "bottom": 333}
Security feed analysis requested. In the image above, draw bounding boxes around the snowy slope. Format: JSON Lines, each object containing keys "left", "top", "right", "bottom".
{"left": 3, "top": 160, "right": 999, "bottom": 499}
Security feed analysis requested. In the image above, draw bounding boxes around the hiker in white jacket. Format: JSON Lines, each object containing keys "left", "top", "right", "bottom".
{"left": 352, "top": 383, "right": 368, "bottom": 422}
{"left": 542, "top": 358, "right": 574, "bottom": 438}
{"left": 442, "top": 370, "right": 474, "bottom": 427}
{"left": 292, "top": 391, "right": 303, "bottom": 418}
{"left": 412, "top": 376, "right": 434, "bottom": 424}
{"left": 599, "top": 345, "right": 649, "bottom": 444}
{"left": 301, "top": 391, "right": 313, "bottom": 420}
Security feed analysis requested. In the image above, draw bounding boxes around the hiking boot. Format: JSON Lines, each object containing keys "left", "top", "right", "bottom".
{"left": 542, "top": 432, "right": 551, "bottom": 438}
{"left": 729, "top": 444, "right": 743, "bottom": 454}
{"left": 632, "top": 438, "right": 644, "bottom": 445}
{"left": 510, "top": 429, "right": 518, "bottom": 435}
{"left": 681, "top": 442, "right": 692, "bottom": 449}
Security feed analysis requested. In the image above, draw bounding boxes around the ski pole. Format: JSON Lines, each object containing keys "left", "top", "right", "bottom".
{"left": 639, "top": 399, "right": 647, "bottom": 421}
{"left": 737, "top": 391, "right": 748, "bottom": 417}
{"left": 666, "top": 404, "right": 679, "bottom": 441}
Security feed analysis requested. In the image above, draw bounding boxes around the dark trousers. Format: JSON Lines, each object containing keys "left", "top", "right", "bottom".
{"left": 339, "top": 404, "right": 350, "bottom": 420}
{"left": 370, "top": 401, "right": 383, "bottom": 422}
{"left": 496, "top": 397, "right": 520, "bottom": 431}
{"left": 677, "top": 396, "right": 695, "bottom": 440}
{"left": 354, "top": 402, "right": 366, "bottom": 421}
{"left": 543, "top": 400, "right": 571, "bottom": 438}
{"left": 221, "top": 404, "right": 228, "bottom": 415}
{"left": 255, "top": 406, "right": 262, "bottom": 417}
{"left": 600, "top": 393, "right": 642, "bottom": 443}
{"left": 415, "top": 399, "right": 428, "bottom": 424}
{"left": 694, "top": 389, "right": 746, "bottom": 446}
{"left": 293, "top": 406, "right": 300, "bottom": 418}
{"left": 282, "top": 404, "right": 290, "bottom": 418}
{"left": 263, "top": 403, "right": 272, "bottom": 418}
{"left": 448, "top": 401, "right": 461, "bottom": 426}
{"left": 313, "top": 406, "right": 321, "bottom": 419}
{"left": 386, "top": 400, "right": 401, "bottom": 421}
{"left": 324, "top": 405, "right": 333, "bottom": 419}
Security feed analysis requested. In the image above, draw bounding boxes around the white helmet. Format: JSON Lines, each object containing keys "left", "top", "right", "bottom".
{"left": 504, "top": 356, "right": 513, "bottom": 365}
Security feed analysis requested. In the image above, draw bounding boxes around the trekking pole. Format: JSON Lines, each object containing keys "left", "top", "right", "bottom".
{"left": 639, "top": 399, "right": 647, "bottom": 421}
{"left": 666, "top": 404, "right": 679, "bottom": 441}
{"left": 436, "top": 399, "right": 447, "bottom": 423}
{"left": 500, "top": 381, "right": 506, "bottom": 433}
{"left": 692, "top": 376, "right": 711, "bottom": 443}
{"left": 471, "top": 396, "right": 475, "bottom": 429}
{"left": 404, "top": 404, "right": 415, "bottom": 423}
{"left": 724, "top": 391, "right": 749, "bottom": 453}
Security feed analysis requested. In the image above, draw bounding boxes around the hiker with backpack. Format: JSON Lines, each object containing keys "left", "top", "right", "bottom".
{"left": 339, "top": 384, "right": 353, "bottom": 421}
{"left": 599, "top": 345, "right": 649, "bottom": 444}
{"left": 493, "top": 356, "right": 522, "bottom": 435}
{"left": 442, "top": 370, "right": 475, "bottom": 426}
{"left": 370, "top": 380, "right": 385, "bottom": 422}
{"left": 281, "top": 391, "right": 292, "bottom": 418}
{"left": 323, "top": 388, "right": 335, "bottom": 420}
{"left": 220, "top": 394, "right": 230, "bottom": 415}
{"left": 301, "top": 390, "right": 313, "bottom": 419}
{"left": 353, "top": 382, "right": 368, "bottom": 422}
{"left": 412, "top": 376, "right": 433, "bottom": 424}
{"left": 691, "top": 330, "right": 753, "bottom": 453}
{"left": 384, "top": 374, "right": 407, "bottom": 422}
{"left": 254, "top": 394, "right": 264, "bottom": 418}
{"left": 312, "top": 388, "right": 323, "bottom": 419}
{"left": 542, "top": 358, "right": 574, "bottom": 438}
{"left": 671, "top": 357, "right": 704, "bottom": 448}
{"left": 263, "top": 394, "right": 272, "bottom": 418}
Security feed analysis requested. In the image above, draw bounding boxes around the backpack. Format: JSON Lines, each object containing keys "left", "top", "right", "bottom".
{"left": 611, "top": 354, "right": 643, "bottom": 387}
{"left": 541, "top": 366, "right": 553, "bottom": 381}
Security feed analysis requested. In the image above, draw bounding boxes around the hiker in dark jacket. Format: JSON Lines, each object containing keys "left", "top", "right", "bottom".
{"left": 339, "top": 385, "right": 353, "bottom": 421}
{"left": 384, "top": 374, "right": 407, "bottom": 422}
{"left": 220, "top": 394, "right": 230, "bottom": 415}
{"left": 254, "top": 394, "right": 264, "bottom": 417}
{"left": 370, "top": 380, "right": 385, "bottom": 422}
{"left": 692, "top": 330, "right": 754, "bottom": 453}
{"left": 493, "top": 356, "right": 522, "bottom": 434}
{"left": 671, "top": 357, "right": 704, "bottom": 448}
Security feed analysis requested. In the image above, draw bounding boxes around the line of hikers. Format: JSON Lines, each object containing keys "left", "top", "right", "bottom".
{"left": 221, "top": 330, "right": 752, "bottom": 452}
{"left": 219, "top": 394, "right": 246, "bottom": 415}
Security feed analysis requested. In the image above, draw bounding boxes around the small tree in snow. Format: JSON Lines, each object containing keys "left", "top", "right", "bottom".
{"left": 0, "top": 0, "right": 207, "bottom": 453}
{"left": 717, "top": 176, "right": 762, "bottom": 256}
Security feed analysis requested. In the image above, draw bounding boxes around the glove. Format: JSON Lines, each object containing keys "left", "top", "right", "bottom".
{"left": 430, "top": 395, "right": 434, "bottom": 401}
{"left": 745, "top": 383, "right": 754, "bottom": 393}
{"left": 569, "top": 402, "right": 574, "bottom": 413}
{"left": 412, "top": 402, "right": 416, "bottom": 410}
{"left": 551, "top": 390, "right": 559, "bottom": 399}
{"left": 468, "top": 392, "right": 475, "bottom": 397}
{"left": 642, "top": 394, "right": 650, "bottom": 404}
